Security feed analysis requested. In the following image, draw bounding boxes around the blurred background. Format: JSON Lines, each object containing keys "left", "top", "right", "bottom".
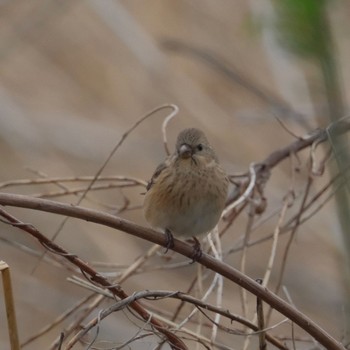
{"left": 0, "top": 0, "right": 350, "bottom": 349}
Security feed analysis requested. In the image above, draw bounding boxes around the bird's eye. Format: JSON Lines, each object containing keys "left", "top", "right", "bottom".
{"left": 197, "top": 144, "right": 203, "bottom": 151}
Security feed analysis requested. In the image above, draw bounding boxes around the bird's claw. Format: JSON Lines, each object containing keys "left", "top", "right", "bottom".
{"left": 189, "top": 236, "right": 202, "bottom": 263}
{"left": 164, "top": 229, "right": 175, "bottom": 254}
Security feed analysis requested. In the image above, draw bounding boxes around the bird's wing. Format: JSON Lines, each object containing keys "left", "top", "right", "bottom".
{"left": 146, "top": 160, "right": 168, "bottom": 191}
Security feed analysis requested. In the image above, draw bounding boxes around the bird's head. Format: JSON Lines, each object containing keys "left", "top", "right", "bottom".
{"left": 175, "top": 128, "right": 218, "bottom": 164}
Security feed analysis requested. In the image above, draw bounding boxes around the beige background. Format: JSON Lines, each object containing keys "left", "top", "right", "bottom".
{"left": 0, "top": 1, "right": 349, "bottom": 349}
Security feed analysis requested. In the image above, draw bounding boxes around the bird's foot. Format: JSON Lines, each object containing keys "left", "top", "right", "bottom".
{"left": 188, "top": 236, "right": 202, "bottom": 263}
{"left": 164, "top": 228, "right": 175, "bottom": 254}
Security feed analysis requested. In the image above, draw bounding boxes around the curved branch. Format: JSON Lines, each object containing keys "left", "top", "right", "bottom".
{"left": 259, "top": 119, "right": 350, "bottom": 170}
{"left": 65, "top": 289, "right": 288, "bottom": 350}
{"left": 0, "top": 206, "right": 187, "bottom": 350}
{"left": 0, "top": 193, "right": 344, "bottom": 350}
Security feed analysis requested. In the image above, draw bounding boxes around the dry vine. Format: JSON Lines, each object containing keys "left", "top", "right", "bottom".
{"left": 1, "top": 115, "right": 349, "bottom": 350}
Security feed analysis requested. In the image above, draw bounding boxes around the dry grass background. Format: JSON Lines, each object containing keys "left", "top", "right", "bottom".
{"left": 0, "top": 1, "right": 349, "bottom": 349}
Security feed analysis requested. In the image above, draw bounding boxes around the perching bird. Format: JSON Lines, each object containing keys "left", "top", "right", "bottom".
{"left": 143, "top": 128, "right": 228, "bottom": 257}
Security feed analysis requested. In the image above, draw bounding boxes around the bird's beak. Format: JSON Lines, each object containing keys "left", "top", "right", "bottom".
{"left": 178, "top": 144, "right": 192, "bottom": 159}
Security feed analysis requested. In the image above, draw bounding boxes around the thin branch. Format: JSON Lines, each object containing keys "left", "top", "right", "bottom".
{"left": 0, "top": 196, "right": 345, "bottom": 350}
{"left": 209, "top": 228, "right": 223, "bottom": 344}
{"left": 33, "top": 182, "right": 140, "bottom": 199}
{"left": 240, "top": 198, "right": 256, "bottom": 323}
{"left": 268, "top": 176, "right": 313, "bottom": 323}
{"left": 64, "top": 289, "right": 289, "bottom": 350}
{"left": 222, "top": 163, "right": 257, "bottom": 219}
{"left": 262, "top": 194, "right": 291, "bottom": 288}
{"left": 226, "top": 167, "right": 349, "bottom": 256}
{"left": 243, "top": 195, "right": 291, "bottom": 350}
{"left": 0, "top": 261, "right": 20, "bottom": 350}
{"left": 161, "top": 104, "right": 179, "bottom": 156}
{"left": 31, "top": 104, "right": 177, "bottom": 273}
{"left": 256, "top": 280, "right": 267, "bottom": 350}
{"left": 0, "top": 175, "right": 147, "bottom": 189}
{"left": 2, "top": 120, "right": 350, "bottom": 350}
{"left": 0, "top": 207, "right": 187, "bottom": 350}
{"left": 274, "top": 115, "right": 302, "bottom": 140}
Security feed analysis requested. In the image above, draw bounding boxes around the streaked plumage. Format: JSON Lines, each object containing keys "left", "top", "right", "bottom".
{"left": 143, "top": 128, "right": 228, "bottom": 238}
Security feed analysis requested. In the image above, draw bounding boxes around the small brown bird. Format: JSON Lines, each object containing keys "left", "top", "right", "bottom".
{"left": 143, "top": 128, "right": 228, "bottom": 256}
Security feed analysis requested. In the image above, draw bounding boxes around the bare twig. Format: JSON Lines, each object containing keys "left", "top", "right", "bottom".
{"left": 2, "top": 120, "right": 350, "bottom": 350}
{"left": 0, "top": 196, "right": 345, "bottom": 350}
{"left": 311, "top": 140, "right": 332, "bottom": 176}
{"left": 1, "top": 261, "right": 20, "bottom": 350}
{"left": 256, "top": 279, "right": 267, "bottom": 350}
{"left": 33, "top": 182, "right": 140, "bottom": 199}
{"left": 196, "top": 304, "right": 289, "bottom": 337}
{"left": 31, "top": 104, "right": 177, "bottom": 273}
{"left": 65, "top": 289, "right": 289, "bottom": 350}
{"left": 240, "top": 198, "right": 256, "bottom": 323}
{"left": 274, "top": 115, "right": 302, "bottom": 140}
{"left": 267, "top": 176, "right": 313, "bottom": 324}
{"left": 209, "top": 228, "right": 223, "bottom": 344}
{"left": 243, "top": 194, "right": 291, "bottom": 350}
{"left": 161, "top": 104, "right": 179, "bottom": 155}
{"left": 283, "top": 286, "right": 297, "bottom": 350}
{"left": 226, "top": 168, "right": 350, "bottom": 256}
{"left": 50, "top": 243, "right": 162, "bottom": 350}
{"left": 0, "top": 175, "right": 147, "bottom": 189}
{"left": 222, "top": 163, "right": 257, "bottom": 219}
{"left": 0, "top": 208, "right": 187, "bottom": 350}
{"left": 262, "top": 194, "right": 291, "bottom": 288}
